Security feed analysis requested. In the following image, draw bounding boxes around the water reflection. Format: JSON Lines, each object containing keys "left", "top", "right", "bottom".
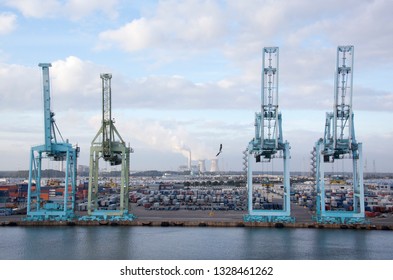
{"left": 0, "top": 227, "right": 392, "bottom": 260}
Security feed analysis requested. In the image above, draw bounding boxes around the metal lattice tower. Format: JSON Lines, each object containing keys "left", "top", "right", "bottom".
{"left": 244, "top": 47, "right": 294, "bottom": 223}
{"left": 314, "top": 46, "right": 366, "bottom": 224}
{"left": 261, "top": 48, "right": 280, "bottom": 155}
{"left": 82, "top": 73, "right": 135, "bottom": 221}
{"left": 26, "top": 63, "right": 79, "bottom": 221}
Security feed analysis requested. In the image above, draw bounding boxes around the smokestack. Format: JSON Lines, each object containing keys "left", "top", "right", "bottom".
{"left": 188, "top": 150, "right": 191, "bottom": 170}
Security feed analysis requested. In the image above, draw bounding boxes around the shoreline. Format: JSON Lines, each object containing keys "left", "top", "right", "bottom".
{"left": 2, "top": 204, "right": 393, "bottom": 230}
{"left": 1, "top": 220, "right": 392, "bottom": 230}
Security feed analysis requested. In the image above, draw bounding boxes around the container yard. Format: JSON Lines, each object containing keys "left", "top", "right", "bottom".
{"left": 1, "top": 173, "right": 393, "bottom": 229}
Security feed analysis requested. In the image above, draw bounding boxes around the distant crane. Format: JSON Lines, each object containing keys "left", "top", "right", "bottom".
{"left": 26, "top": 63, "right": 79, "bottom": 221}
{"left": 244, "top": 47, "right": 294, "bottom": 223}
{"left": 83, "top": 73, "right": 134, "bottom": 221}
{"left": 314, "top": 46, "right": 366, "bottom": 224}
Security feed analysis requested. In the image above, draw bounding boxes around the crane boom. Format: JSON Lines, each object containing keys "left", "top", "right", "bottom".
{"left": 100, "top": 73, "right": 123, "bottom": 165}
{"left": 39, "top": 63, "right": 53, "bottom": 150}
{"left": 102, "top": 73, "right": 112, "bottom": 159}
{"left": 323, "top": 46, "right": 357, "bottom": 159}
{"left": 261, "top": 47, "right": 279, "bottom": 154}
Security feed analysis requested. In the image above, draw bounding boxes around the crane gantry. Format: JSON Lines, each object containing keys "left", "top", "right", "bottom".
{"left": 314, "top": 45, "right": 366, "bottom": 224}
{"left": 82, "top": 73, "right": 134, "bottom": 221}
{"left": 244, "top": 47, "right": 294, "bottom": 223}
{"left": 26, "top": 63, "right": 79, "bottom": 221}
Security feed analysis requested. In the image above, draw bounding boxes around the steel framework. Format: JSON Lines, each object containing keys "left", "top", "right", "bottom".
{"left": 314, "top": 46, "right": 366, "bottom": 224}
{"left": 82, "top": 73, "right": 135, "bottom": 221}
{"left": 244, "top": 47, "right": 294, "bottom": 223}
{"left": 26, "top": 63, "right": 79, "bottom": 221}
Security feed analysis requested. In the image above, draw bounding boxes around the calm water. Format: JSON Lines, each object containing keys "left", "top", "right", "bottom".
{"left": 0, "top": 227, "right": 392, "bottom": 260}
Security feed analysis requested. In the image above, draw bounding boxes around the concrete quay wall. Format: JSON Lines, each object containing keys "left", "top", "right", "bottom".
{"left": 1, "top": 219, "right": 392, "bottom": 230}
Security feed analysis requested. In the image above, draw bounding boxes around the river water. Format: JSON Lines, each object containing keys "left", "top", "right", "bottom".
{"left": 0, "top": 226, "right": 392, "bottom": 260}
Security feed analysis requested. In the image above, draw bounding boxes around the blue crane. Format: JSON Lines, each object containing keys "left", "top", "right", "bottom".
{"left": 314, "top": 46, "right": 366, "bottom": 224}
{"left": 26, "top": 63, "right": 79, "bottom": 221}
{"left": 244, "top": 47, "right": 294, "bottom": 223}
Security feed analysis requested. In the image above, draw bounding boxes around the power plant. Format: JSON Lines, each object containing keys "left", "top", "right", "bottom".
{"left": 179, "top": 158, "right": 218, "bottom": 174}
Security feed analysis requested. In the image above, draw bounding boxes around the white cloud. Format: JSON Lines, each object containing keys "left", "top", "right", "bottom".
{"left": 98, "top": 18, "right": 156, "bottom": 51}
{"left": 1, "top": 52, "right": 391, "bottom": 117}
{"left": 4, "top": 0, "right": 119, "bottom": 19}
{"left": 0, "top": 57, "right": 106, "bottom": 112}
{"left": 0, "top": 57, "right": 254, "bottom": 112}
{"left": 0, "top": 63, "right": 40, "bottom": 109}
{"left": 327, "top": 0, "right": 393, "bottom": 61}
{"left": 115, "top": 116, "right": 251, "bottom": 171}
{"left": 95, "top": 0, "right": 393, "bottom": 113}
{"left": 122, "top": 118, "right": 216, "bottom": 161}
{"left": 0, "top": 12, "right": 17, "bottom": 35}
{"left": 122, "top": 75, "right": 256, "bottom": 110}
{"left": 51, "top": 56, "right": 104, "bottom": 97}
{"left": 98, "top": 0, "right": 227, "bottom": 51}
{"left": 64, "top": 0, "right": 119, "bottom": 20}
{"left": 4, "top": 0, "right": 61, "bottom": 18}
{"left": 4, "top": 58, "right": 254, "bottom": 112}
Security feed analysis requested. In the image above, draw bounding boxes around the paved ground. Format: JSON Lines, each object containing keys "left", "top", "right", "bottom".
{"left": 126, "top": 202, "right": 315, "bottom": 223}
{"left": 2, "top": 203, "right": 392, "bottom": 225}
{"left": 0, "top": 203, "right": 313, "bottom": 223}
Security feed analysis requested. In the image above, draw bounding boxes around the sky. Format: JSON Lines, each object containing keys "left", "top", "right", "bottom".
{"left": 0, "top": 0, "right": 392, "bottom": 173}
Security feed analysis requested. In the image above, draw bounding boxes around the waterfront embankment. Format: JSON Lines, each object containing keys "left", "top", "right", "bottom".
{"left": 2, "top": 204, "right": 393, "bottom": 230}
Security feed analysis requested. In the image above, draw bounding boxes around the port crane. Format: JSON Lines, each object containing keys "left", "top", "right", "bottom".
{"left": 314, "top": 46, "right": 366, "bottom": 224}
{"left": 83, "top": 73, "right": 134, "bottom": 221}
{"left": 244, "top": 47, "right": 294, "bottom": 223}
{"left": 26, "top": 63, "right": 79, "bottom": 221}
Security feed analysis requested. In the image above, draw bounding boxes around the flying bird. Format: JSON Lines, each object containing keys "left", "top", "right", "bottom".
{"left": 216, "top": 144, "right": 222, "bottom": 157}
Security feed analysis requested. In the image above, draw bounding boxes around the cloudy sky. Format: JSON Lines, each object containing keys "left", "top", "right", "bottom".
{"left": 0, "top": 0, "right": 392, "bottom": 173}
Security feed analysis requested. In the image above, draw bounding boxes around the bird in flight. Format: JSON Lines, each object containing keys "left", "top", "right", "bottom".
{"left": 216, "top": 144, "right": 222, "bottom": 157}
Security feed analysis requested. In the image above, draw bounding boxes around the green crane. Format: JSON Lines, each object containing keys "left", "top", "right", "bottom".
{"left": 83, "top": 73, "right": 134, "bottom": 221}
